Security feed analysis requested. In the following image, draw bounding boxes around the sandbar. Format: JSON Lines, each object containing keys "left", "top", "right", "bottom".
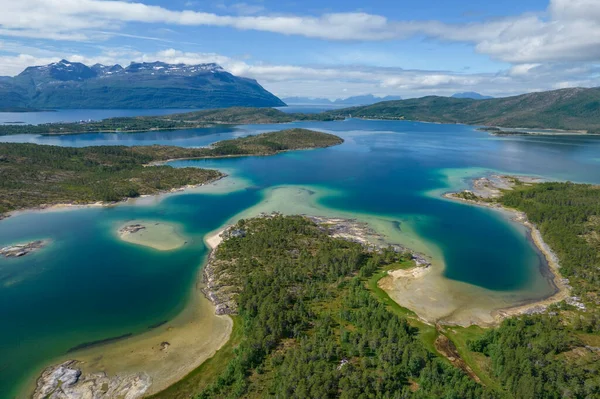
{"left": 117, "top": 221, "right": 187, "bottom": 251}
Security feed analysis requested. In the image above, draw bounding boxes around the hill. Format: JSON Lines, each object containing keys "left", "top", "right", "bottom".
{"left": 0, "top": 60, "right": 285, "bottom": 110}
{"left": 283, "top": 94, "right": 402, "bottom": 106}
{"left": 327, "top": 87, "right": 600, "bottom": 132}
{"left": 451, "top": 92, "right": 493, "bottom": 100}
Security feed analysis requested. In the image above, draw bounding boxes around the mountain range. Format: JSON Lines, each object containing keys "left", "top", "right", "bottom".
{"left": 0, "top": 60, "right": 285, "bottom": 110}
{"left": 326, "top": 87, "right": 600, "bottom": 132}
{"left": 282, "top": 94, "right": 402, "bottom": 106}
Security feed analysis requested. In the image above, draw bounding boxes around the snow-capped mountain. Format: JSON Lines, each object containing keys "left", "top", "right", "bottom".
{"left": 1, "top": 60, "right": 284, "bottom": 109}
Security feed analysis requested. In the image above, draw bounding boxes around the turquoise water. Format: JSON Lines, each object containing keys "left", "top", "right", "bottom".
{"left": 2, "top": 119, "right": 600, "bottom": 397}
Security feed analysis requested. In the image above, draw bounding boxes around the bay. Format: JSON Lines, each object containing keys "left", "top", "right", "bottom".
{"left": 2, "top": 117, "right": 600, "bottom": 397}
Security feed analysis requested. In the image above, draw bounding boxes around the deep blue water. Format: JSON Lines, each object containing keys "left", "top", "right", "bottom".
{"left": 1, "top": 118, "right": 600, "bottom": 397}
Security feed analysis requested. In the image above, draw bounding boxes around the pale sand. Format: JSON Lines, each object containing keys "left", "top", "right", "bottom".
{"left": 205, "top": 228, "right": 226, "bottom": 250}
{"left": 72, "top": 293, "right": 232, "bottom": 396}
{"left": 379, "top": 199, "right": 569, "bottom": 327}
{"left": 118, "top": 221, "right": 187, "bottom": 251}
{"left": 24, "top": 256, "right": 233, "bottom": 398}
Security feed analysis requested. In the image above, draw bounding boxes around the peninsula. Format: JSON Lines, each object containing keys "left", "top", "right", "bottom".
{"left": 0, "top": 107, "right": 341, "bottom": 136}
{"left": 0, "top": 128, "right": 343, "bottom": 218}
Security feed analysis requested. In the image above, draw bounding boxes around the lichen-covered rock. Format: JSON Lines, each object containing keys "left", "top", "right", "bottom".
{"left": 33, "top": 360, "right": 151, "bottom": 399}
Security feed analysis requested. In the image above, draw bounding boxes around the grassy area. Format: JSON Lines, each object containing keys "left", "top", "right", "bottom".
{"left": 444, "top": 326, "right": 502, "bottom": 391}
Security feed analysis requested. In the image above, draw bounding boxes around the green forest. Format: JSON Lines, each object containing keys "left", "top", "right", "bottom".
{"left": 0, "top": 129, "right": 342, "bottom": 216}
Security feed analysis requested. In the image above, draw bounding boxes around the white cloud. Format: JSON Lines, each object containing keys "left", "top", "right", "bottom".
{"left": 1, "top": 0, "right": 600, "bottom": 65}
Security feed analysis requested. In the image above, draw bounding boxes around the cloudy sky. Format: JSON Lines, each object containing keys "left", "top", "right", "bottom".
{"left": 1, "top": 0, "right": 599, "bottom": 99}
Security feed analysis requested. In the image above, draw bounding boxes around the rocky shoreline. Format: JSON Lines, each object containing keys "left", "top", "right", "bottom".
{"left": 444, "top": 174, "right": 580, "bottom": 319}
{"left": 33, "top": 360, "right": 151, "bottom": 399}
{"left": 201, "top": 213, "right": 432, "bottom": 316}
{"left": 0, "top": 240, "right": 47, "bottom": 258}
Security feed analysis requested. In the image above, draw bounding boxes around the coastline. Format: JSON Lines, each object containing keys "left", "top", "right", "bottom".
{"left": 442, "top": 186, "right": 571, "bottom": 322}
{"left": 26, "top": 227, "right": 234, "bottom": 399}
{"left": 1, "top": 174, "right": 226, "bottom": 221}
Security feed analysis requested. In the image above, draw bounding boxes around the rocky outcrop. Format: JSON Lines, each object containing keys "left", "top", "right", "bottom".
{"left": 307, "top": 216, "right": 431, "bottom": 266}
{"left": 33, "top": 360, "right": 151, "bottom": 399}
{"left": 201, "top": 228, "right": 239, "bottom": 315}
{"left": 119, "top": 224, "right": 146, "bottom": 235}
{"left": 0, "top": 240, "right": 46, "bottom": 258}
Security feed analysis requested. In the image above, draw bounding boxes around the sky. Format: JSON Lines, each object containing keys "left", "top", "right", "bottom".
{"left": 1, "top": 0, "right": 600, "bottom": 99}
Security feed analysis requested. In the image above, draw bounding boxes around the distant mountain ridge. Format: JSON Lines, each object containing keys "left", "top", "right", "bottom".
{"left": 283, "top": 94, "right": 402, "bottom": 106}
{"left": 451, "top": 92, "right": 494, "bottom": 100}
{"left": 0, "top": 60, "right": 285, "bottom": 110}
{"left": 326, "top": 87, "right": 600, "bottom": 132}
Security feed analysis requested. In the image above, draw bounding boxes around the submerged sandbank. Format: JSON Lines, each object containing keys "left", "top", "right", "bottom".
{"left": 29, "top": 255, "right": 232, "bottom": 398}
{"left": 117, "top": 221, "right": 187, "bottom": 251}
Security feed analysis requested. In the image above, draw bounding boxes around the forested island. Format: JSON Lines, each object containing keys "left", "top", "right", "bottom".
{"left": 0, "top": 129, "right": 342, "bottom": 217}
{"left": 0, "top": 107, "right": 341, "bottom": 136}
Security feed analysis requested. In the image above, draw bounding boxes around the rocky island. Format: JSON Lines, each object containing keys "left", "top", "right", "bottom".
{"left": 0, "top": 240, "right": 47, "bottom": 258}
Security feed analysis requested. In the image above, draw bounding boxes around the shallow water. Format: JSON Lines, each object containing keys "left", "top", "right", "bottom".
{"left": 2, "top": 118, "right": 600, "bottom": 397}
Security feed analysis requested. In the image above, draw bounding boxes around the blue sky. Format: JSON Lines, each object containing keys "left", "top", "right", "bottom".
{"left": 1, "top": 0, "right": 599, "bottom": 99}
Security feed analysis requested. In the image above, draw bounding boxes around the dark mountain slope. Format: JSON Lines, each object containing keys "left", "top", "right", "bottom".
{"left": 0, "top": 60, "right": 285, "bottom": 110}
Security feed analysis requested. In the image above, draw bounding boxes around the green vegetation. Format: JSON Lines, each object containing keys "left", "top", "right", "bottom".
{"left": 468, "top": 314, "right": 600, "bottom": 398}
{"left": 325, "top": 88, "right": 600, "bottom": 132}
{"left": 0, "top": 107, "right": 341, "bottom": 136}
{"left": 185, "top": 216, "right": 490, "bottom": 398}
{"left": 0, "top": 144, "right": 222, "bottom": 216}
{"left": 0, "top": 129, "right": 342, "bottom": 216}
{"left": 452, "top": 191, "right": 482, "bottom": 201}
{"left": 208, "top": 128, "right": 343, "bottom": 156}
